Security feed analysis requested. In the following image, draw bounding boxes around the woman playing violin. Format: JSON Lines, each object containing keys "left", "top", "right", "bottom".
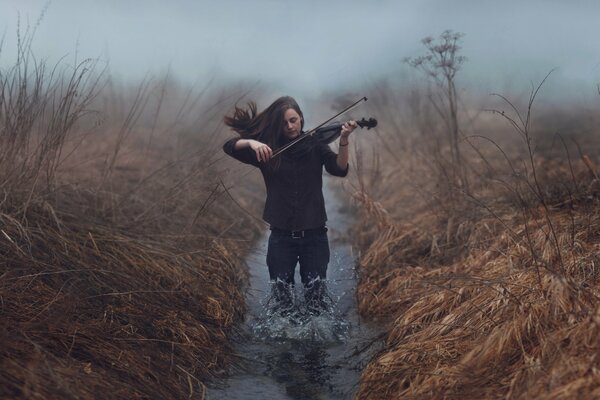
{"left": 222, "top": 96, "right": 356, "bottom": 314}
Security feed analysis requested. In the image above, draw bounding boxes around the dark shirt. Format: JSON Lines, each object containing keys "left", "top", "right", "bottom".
{"left": 223, "top": 137, "right": 348, "bottom": 230}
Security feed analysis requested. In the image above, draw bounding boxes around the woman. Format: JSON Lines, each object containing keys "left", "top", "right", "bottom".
{"left": 223, "top": 96, "right": 356, "bottom": 314}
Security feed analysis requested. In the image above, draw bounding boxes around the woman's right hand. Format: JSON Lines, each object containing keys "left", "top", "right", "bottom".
{"left": 249, "top": 139, "right": 272, "bottom": 162}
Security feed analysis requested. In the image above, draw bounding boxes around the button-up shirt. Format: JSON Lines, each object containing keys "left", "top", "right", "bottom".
{"left": 223, "top": 137, "right": 348, "bottom": 231}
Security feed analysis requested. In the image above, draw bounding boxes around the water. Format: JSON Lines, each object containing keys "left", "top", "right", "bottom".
{"left": 207, "top": 180, "right": 381, "bottom": 400}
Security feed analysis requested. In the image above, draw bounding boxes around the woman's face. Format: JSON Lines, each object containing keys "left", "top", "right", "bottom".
{"left": 282, "top": 108, "right": 302, "bottom": 139}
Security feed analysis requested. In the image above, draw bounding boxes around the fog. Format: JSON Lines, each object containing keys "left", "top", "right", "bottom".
{"left": 1, "top": 0, "right": 600, "bottom": 102}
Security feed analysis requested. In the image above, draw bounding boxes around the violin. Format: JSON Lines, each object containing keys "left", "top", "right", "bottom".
{"left": 273, "top": 117, "right": 377, "bottom": 158}
{"left": 312, "top": 117, "right": 378, "bottom": 145}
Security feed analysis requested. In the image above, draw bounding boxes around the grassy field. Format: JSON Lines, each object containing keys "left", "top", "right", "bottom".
{"left": 349, "top": 80, "right": 600, "bottom": 398}
{"left": 3, "top": 30, "right": 599, "bottom": 399}
{"left": 0, "top": 45, "right": 265, "bottom": 399}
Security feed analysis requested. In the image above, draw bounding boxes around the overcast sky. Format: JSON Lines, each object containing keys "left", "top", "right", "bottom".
{"left": 1, "top": 0, "right": 599, "bottom": 102}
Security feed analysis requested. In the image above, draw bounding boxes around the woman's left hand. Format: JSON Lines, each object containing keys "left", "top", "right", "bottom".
{"left": 341, "top": 120, "right": 357, "bottom": 138}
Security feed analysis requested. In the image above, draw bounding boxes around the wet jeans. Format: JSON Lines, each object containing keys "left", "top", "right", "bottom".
{"left": 266, "top": 229, "right": 330, "bottom": 286}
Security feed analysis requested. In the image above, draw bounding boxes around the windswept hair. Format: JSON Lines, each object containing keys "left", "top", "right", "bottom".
{"left": 224, "top": 96, "right": 304, "bottom": 152}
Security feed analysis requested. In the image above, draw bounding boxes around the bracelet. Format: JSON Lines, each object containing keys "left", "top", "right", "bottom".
{"left": 339, "top": 141, "right": 349, "bottom": 147}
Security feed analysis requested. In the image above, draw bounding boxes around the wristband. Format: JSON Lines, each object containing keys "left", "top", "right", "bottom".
{"left": 339, "top": 141, "right": 349, "bottom": 147}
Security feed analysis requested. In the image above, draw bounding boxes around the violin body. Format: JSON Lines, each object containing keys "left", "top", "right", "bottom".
{"left": 312, "top": 117, "right": 377, "bottom": 145}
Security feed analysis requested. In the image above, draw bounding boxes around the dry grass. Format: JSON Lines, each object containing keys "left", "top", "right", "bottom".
{"left": 0, "top": 37, "right": 263, "bottom": 399}
{"left": 351, "top": 85, "right": 600, "bottom": 399}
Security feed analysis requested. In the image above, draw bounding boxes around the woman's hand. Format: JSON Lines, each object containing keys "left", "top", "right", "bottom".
{"left": 249, "top": 139, "right": 272, "bottom": 162}
{"left": 340, "top": 120, "right": 357, "bottom": 142}
{"left": 336, "top": 120, "right": 355, "bottom": 169}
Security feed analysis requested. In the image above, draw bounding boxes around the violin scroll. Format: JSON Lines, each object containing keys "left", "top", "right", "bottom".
{"left": 355, "top": 117, "right": 377, "bottom": 130}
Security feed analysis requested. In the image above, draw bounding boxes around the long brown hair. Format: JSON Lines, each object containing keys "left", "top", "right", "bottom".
{"left": 224, "top": 96, "right": 304, "bottom": 152}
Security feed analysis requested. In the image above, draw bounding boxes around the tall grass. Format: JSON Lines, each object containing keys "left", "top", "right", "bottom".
{"left": 351, "top": 72, "right": 600, "bottom": 399}
{"left": 0, "top": 35, "right": 263, "bottom": 399}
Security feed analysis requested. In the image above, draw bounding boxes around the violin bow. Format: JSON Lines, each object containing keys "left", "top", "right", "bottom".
{"left": 271, "top": 96, "right": 368, "bottom": 158}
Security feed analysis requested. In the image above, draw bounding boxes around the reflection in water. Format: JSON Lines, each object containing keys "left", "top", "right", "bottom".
{"left": 207, "top": 251, "right": 379, "bottom": 400}
{"left": 254, "top": 286, "right": 349, "bottom": 399}
{"left": 268, "top": 342, "right": 331, "bottom": 398}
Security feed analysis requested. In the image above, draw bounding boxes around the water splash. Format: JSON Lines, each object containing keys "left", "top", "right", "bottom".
{"left": 207, "top": 184, "right": 383, "bottom": 399}
{"left": 252, "top": 280, "right": 351, "bottom": 343}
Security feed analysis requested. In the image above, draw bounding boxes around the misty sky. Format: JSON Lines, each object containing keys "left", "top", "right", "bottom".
{"left": 1, "top": 0, "right": 600, "bottom": 102}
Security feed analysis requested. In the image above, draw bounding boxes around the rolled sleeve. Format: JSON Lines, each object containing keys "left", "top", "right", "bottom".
{"left": 319, "top": 143, "right": 348, "bottom": 177}
{"left": 223, "top": 137, "right": 261, "bottom": 167}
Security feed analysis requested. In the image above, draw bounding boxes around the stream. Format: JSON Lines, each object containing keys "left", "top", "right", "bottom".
{"left": 207, "top": 179, "right": 381, "bottom": 399}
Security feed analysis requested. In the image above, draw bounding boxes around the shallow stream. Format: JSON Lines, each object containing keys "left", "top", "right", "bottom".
{"left": 207, "top": 180, "right": 381, "bottom": 399}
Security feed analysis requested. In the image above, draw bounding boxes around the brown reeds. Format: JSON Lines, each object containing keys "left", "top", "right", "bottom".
{"left": 0, "top": 33, "right": 262, "bottom": 399}
{"left": 352, "top": 76, "right": 600, "bottom": 398}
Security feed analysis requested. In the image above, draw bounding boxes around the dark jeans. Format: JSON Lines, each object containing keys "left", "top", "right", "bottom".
{"left": 266, "top": 229, "right": 330, "bottom": 286}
